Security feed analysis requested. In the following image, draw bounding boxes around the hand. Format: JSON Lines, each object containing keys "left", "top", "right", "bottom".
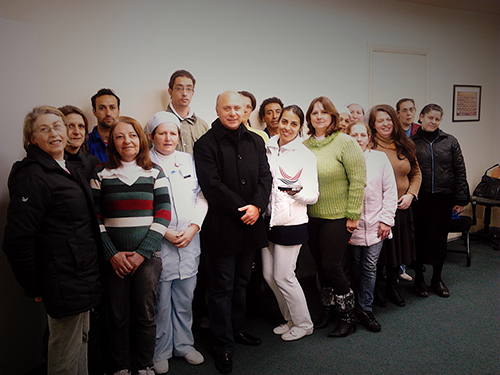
{"left": 346, "top": 219, "right": 360, "bottom": 233}
{"left": 285, "top": 190, "right": 298, "bottom": 196}
{"left": 238, "top": 205, "right": 260, "bottom": 226}
{"left": 172, "top": 224, "right": 199, "bottom": 248}
{"left": 398, "top": 194, "right": 414, "bottom": 210}
{"left": 377, "top": 222, "right": 391, "bottom": 240}
{"left": 126, "top": 252, "right": 145, "bottom": 274}
{"left": 453, "top": 205, "right": 465, "bottom": 215}
{"left": 110, "top": 251, "right": 135, "bottom": 278}
{"left": 35, "top": 296, "right": 42, "bottom": 303}
{"left": 164, "top": 228, "right": 181, "bottom": 244}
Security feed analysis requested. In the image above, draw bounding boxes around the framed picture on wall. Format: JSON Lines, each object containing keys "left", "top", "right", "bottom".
{"left": 452, "top": 85, "right": 481, "bottom": 122}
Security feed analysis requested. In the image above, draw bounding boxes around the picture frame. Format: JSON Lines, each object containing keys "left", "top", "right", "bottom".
{"left": 452, "top": 85, "right": 481, "bottom": 122}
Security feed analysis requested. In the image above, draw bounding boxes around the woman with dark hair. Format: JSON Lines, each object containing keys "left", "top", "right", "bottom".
{"left": 91, "top": 116, "right": 171, "bottom": 375}
{"left": 262, "top": 105, "right": 318, "bottom": 341}
{"left": 303, "top": 97, "right": 366, "bottom": 338}
{"left": 3, "top": 106, "right": 101, "bottom": 374}
{"left": 411, "top": 104, "right": 469, "bottom": 298}
{"left": 368, "top": 105, "right": 421, "bottom": 308}
{"left": 239, "top": 90, "right": 269, "bottom": 142}
{"left": 59, "top": 105, "right": 99, "bottom": 181}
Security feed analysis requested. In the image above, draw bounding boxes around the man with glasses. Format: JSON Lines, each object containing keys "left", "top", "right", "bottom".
{"left": 167, "top": 70, "right": 209, "bottom": 155}
{"left": 396, "top": 98, "right": 420, "bottom": 137}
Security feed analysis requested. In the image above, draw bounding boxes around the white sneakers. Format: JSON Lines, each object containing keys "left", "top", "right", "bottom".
{"left": 153, "top": 350, "right": 204, "bottom": 374}
{"left": 137, "top": 368, "right": 155, "bottom": 375}
{"left": 273, "top": 322, "right": 313, "bottom": 341}
{"left": 273, "top": 322, "right": 293, "bottom": 335}
{"left": 153, "top": 360, "right": 169, "bottom": 374}
{"left": 184, "top": 349, "right": 204, "bottom": 365}
{"left": 399, "top": 272, "right": 413, "bottom": 281}
{"left": 281, "top": 326, "right": 313, "bottom": 341}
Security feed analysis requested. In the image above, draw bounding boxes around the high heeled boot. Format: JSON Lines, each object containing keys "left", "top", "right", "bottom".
{"left": 328, "top": 289, "right": 356, "bottom": 338}
{"left": 315, "top": 287, "right": 334, "bottom": 329}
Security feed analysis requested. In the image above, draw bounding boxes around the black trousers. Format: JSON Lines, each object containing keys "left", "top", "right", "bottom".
{"left": 308, "top": 217, "right": 351, "bottom": 296}
{"left": 206, "top": 249, "right": 256, "bottom": 354}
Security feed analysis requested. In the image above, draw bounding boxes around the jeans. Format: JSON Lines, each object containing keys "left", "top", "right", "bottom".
{"left": 350, "top": 241, "right": 383, "bottom": 311}
{"left": 206, "top": 249, "right": 256, "bottom": 354}
{"left": 105, "top": 252, "right": 162, "bottom": 372}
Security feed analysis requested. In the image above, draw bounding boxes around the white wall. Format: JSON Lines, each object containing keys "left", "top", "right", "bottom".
{"left": 0, "top": 0, "right": 499, "bottom": 373}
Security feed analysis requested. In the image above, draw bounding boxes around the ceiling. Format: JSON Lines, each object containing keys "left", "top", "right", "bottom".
{"left": 397, "top": 0, "right": 500, "bottom": 15}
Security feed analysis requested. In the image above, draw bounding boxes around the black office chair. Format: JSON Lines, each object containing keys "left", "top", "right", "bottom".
{"left": 448, "top": 215, "right": 473, "bottom": 267}
{"left": 471, "top": 196, "right": 500, "bottom": 250}
{"left": 470, "top": 164, "right": 500, "bottom": 250}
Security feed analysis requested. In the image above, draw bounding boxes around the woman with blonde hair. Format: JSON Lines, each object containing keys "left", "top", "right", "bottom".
{"left": 4, "top": 106, "right": 101, "bottom": 374}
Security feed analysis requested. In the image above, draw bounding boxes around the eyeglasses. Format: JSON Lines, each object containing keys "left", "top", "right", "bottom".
{"left": 173, "top": 86, "right": 194, "bottom": 93}
{"left": 35, "top": 124, "right": 66, "bottom": 134}
{"left": 399, "top": 108, "right": 416, "bottom": 114}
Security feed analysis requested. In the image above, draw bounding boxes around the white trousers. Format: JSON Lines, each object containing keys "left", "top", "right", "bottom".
{"left": 47, "top": 310, "right": 89, "bottom": 375}
{"left": 154, "top": 275, "right": 197, "bottom": 363}
{"left": 262, "top": 243, "right": 313, "bottom": 331}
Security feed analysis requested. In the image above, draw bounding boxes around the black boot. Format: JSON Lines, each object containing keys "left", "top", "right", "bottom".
{"left": 413, "top": 272, "right": 429, "bottom": 298}
{"left": 373, "top": 277, "right": 388, "bottom": 308}
{"left": 315, "top": 306, "right": 334, "bottom": 329}
{"left": 328, "top": 290, "right": 356, "bottom": 338}
{"left": 315, "top": 287, "right": 334, "bottom": 329}
{"left": 356, "top": 310, "right": 381, "bottom": 332}
{"left": 386, "top": 272, "right": 405, "bottom": 307}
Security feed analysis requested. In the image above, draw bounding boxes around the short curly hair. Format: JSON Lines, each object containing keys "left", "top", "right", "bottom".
{"left": 258, "top": 97, "right": 284, "bottom": 121}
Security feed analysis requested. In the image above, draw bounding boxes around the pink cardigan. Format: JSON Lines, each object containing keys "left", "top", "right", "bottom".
{"left": 350, "top": 149, "right": 398, "bottom": 247}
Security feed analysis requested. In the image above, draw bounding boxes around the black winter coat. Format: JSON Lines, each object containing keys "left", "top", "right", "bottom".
{"left": 66, "top": 149, "right": 100, "bottom": 182}
{"left": 3, "top": 145, "right": 102, "bottom": 319}
{"left": 412, "top": 128, "right": 470, "bottom": 206}
{"left": 194, "top": 119, "right": 272, "bottom": 256}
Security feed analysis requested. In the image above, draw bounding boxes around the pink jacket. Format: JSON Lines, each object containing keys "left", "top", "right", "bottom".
{"left": 350, "top": 149, "right": 398, "bottom": 247}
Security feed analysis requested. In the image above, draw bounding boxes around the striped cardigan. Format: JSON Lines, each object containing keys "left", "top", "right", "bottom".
{"left": 90, "top": 162, "right": 171, "bottom": 260}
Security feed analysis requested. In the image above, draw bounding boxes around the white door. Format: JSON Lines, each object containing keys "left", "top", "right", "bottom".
{"left": 369, "top": 45, "right": 429, "bottom": 113}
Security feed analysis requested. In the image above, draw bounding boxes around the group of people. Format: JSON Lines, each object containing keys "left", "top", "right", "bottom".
{"left": 3, "top": 69, "right": 470, "bottom": 375}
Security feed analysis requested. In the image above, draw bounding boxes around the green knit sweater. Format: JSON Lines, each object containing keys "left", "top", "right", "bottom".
{"left": 303, "top": 132, "right": 366, "bottom": 220}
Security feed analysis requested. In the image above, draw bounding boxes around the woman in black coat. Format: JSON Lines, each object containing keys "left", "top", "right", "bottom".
{"left": 411, "top": 103, "right": 469, "bottom": 298}
{"left": 59, "top": 105, "right": 99, "bottom": 181}
{"left": 3, "top": 106, "right": 101, "bottom": 374}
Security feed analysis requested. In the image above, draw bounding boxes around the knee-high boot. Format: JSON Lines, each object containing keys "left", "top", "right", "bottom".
{"left": 328, "top": 289, "right": 356, "bottom": 338}
{"left": 315, "top": 287, "right": 335, "bottom": 329}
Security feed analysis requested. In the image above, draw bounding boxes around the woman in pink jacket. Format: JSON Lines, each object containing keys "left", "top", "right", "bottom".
{"left": 347, "top": 122, "right": 398, "bottom": 332}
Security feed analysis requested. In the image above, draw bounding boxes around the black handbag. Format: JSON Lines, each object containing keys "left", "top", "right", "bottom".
{"left": 473, "top": 164, "right": 500, "bottom": 200}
